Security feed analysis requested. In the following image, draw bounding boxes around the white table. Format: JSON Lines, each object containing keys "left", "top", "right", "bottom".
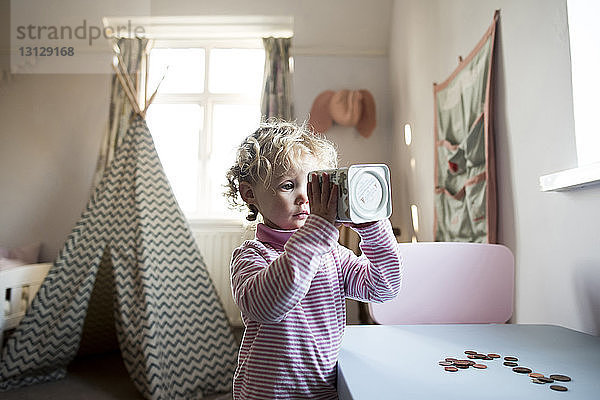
{"left": 338, "top": 324, "right": 600, "bottom": 399}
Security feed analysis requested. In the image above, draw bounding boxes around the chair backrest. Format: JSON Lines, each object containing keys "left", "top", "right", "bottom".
{"left": 1, "top": 263, "right": 52, "bottom": 346}
{"left": 368, "top": 242, "right": 514, "bottom": 325}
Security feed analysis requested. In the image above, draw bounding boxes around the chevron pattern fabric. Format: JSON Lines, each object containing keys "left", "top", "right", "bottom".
{"left": 76, "top": 249, "right": 119, "bottom": 357}
{"left": 0, "top": 117, "right": 238, "bottom": 398}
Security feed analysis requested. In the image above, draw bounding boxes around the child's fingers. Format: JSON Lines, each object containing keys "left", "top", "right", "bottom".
{"left": 320, "top": 173, "right": 331, "bottom": 204}
{"left": 307, "top": 172, "right": 338, "bottom": 224}
{"left": 310, "top": 173, "right": 320, "bottom": 203}
{"left": 328, "top": 184, "right": 338, "bottom": 211}
{"left": 327, "top": 185, "right": 339, "bottom": 222}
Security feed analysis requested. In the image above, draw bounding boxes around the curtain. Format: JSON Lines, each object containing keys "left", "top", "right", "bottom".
{"left": 261, "top": 37, "right": 295, "bottom": 120}
{"left": 92, "top": 37, "right": 149, "bottom": 188}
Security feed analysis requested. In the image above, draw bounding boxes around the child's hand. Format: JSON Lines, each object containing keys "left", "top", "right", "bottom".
{"left": 308, "top": 173, "right": 338, "bottom": 225}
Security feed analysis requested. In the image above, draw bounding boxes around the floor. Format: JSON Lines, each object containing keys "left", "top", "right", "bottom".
{"left": 1, "top": 351, "right": 233, "bottom": 400}
{"left": 1, "top": 326, "right": 245, "bottom": 400}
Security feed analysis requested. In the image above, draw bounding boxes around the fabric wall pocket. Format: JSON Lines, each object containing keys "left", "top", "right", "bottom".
{"left": 465, "top": 176, "right": 488, "bottom": 238}
{"left": 433, "top": 10, "right": 499, "bottom": 243}
{"left": 439, "top": 140, "right": 467, "bottom": 176}
{"left": 434, "top": 169, "right": 488, "bottom": 242}
{"left": 437, "top": 142, "right": 466, "bottom": 200}
{"left": 434, "top": 188, "right": 471, "bottom": 241}
{"left": 464, "top": 115, "right": 486, "bottom": 168}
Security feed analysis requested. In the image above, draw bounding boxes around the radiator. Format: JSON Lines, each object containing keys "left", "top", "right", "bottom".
{"left": 190, "top": 221, "right": 255, "bottom": 327}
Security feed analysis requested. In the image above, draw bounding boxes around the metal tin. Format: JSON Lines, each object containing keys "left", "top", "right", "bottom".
{"left": 308, "top": 164, "right": 392, "bottom": 223}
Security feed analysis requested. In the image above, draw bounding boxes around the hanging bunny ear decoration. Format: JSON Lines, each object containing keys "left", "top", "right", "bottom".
{"left": 308, "top": 89, "right": 376, "bottom": 138}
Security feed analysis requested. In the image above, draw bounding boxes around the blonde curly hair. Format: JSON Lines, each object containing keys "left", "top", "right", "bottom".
{"left": 225, "top": 119, "right": 338, "bottom": 221}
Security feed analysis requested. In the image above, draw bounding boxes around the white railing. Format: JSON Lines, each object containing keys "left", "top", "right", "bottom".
{"left": 1, "top": 263, "right": 52, "bottom": 345}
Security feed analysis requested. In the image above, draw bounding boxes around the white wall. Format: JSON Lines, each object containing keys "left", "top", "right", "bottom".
{"left": 150, "top": 0, "right": 392, "bottom": 55}
{"left": 294, "top": 55, "right": 392, "bottom": 166}
{"left": 0, "top": 72, "right": 111, "bottom": 261}
{"left": 390, "top": 0, "right": 600, "bottom": 335}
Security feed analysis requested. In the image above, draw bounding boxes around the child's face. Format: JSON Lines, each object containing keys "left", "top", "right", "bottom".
{"left": 252, "top": 157, "right": 318, "bottom": 230}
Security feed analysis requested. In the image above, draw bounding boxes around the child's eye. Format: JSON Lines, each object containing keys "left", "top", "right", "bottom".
{"left": 280, "top": 182, "right": 294, "bottom": 191}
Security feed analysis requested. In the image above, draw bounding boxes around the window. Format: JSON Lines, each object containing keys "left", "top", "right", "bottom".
{"left": 567, "top": 0, "right": 600, "bottom": 167}
{"left": 539, "top": 0, "right": 600, "bottom": 191}
{"left": 145, "top": 41, "right": 265, "bottom": 219}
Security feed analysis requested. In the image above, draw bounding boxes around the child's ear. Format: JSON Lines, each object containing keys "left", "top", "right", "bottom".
{"left": 239, "top": 182, "right": 256, "bottom": 205}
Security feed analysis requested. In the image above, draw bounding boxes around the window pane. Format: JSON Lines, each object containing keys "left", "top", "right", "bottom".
{"left": 209, "top": 104, "right": 261, "bottom": 217}
{"left": 148, "top": 48, "right": 205, "bottom": 94}
{"left": 209, "top": 49, "right": 265, "bottom": 95}
{"left": 146, "top": 104, "right": 203, "bottom": 215}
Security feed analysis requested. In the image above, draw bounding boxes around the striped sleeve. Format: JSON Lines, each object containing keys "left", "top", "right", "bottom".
{"left": 230, "top": 215, "right": 339, "bottom": 323}
{"left": 340, "top": 219, "right": 403, "bottom": 302}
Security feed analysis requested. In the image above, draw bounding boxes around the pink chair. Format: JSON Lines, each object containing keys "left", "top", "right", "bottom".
{"left": 368, "top": 242, "right": 514, "bottom": 325}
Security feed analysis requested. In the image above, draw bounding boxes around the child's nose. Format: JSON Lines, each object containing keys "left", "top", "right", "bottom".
{"left": 296, "top": 189, "right": 309, "bottom": 204}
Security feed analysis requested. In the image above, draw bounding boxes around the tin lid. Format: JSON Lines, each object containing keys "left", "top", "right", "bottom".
{"left": 348, "top": 164, "right": 392, "bottom": 222}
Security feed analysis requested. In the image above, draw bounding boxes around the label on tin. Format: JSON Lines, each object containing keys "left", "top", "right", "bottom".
{"left": 355, "top": 173, "right": 382, "bottom": 211}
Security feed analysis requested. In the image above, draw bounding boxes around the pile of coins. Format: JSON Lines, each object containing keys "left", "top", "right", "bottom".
{"left": 438, "top": 350, "right": 572, "bottom": 392}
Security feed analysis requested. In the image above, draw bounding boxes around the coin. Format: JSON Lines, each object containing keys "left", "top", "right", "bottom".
{"left": 445, "top": 358, "right": 458, "bottom": 363}
{"left": 464, "top": 350, "right": 477, "bottom": 355}
{"left": 503, "top": 361, "right": 518, "bottom": 367}
{"left": 487, "top": 353, "right": 501, "bottom": 359}
{"left": 454, "top": 360, "right": 471, "bottom": 366}
{"left": 529, "top": 373, "right": 544, "bottom": 378}
{"left": 532, "top": 378, "right": 547, "bottom": 384}
{"left": 455, "top": 364, "right": 469, "bottom": 369}
{"left": 549, "top": 374, "right": 571, "bottom": 382}
{"left": 504, "top": 356, "right": 518, "bottom": 361}
{"left": 550, "top": 385, "right": 568, "bottom": 392}
{"left": 439, "top": 361, "right": 454, "bottom": 366}
{"left": 513, "top": 367, "right": 533, "bottom": 374}
{"left": 467, "top": 354, "right": 477, "bottom": 359}
{"left": 537, "top": 377, "right": 554, "bottom": 383}
{"left": 472, "top": 364, "right": 487, "bottom": 369}
{"left": 445, "top": 366, "right": 458, "bottom": 372}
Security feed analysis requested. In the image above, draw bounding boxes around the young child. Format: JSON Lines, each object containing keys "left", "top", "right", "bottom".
{"left": 224, "top": 120, "right": 402, "bottom": 399}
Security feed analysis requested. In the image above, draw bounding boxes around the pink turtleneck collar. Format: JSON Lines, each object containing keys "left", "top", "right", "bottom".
{"left": 255, "top": 223, "right": 296, "bottom": 251}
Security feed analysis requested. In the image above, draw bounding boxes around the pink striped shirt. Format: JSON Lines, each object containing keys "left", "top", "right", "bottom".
{"left": 230, "top": 214, "right": 402, "bottom": 399}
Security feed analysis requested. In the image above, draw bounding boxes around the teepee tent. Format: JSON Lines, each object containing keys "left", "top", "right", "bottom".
{"left": 0, "top": 46, "right": 238, "bottom": 398}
